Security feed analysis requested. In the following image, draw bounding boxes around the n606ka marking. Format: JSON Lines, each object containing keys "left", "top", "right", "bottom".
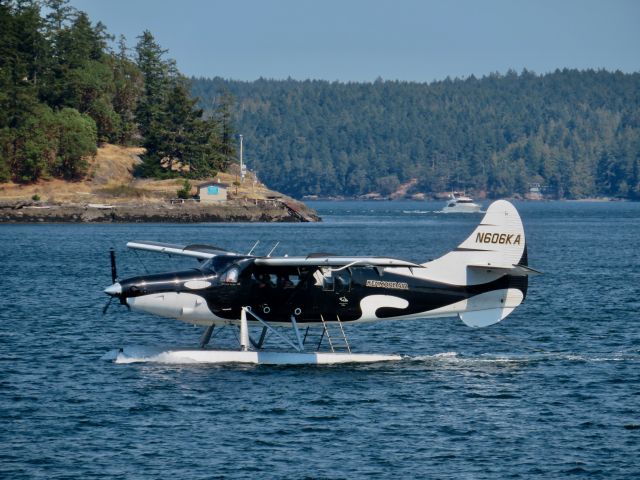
{"left": 476, "top": 232, "right": 522, "bottom": 245}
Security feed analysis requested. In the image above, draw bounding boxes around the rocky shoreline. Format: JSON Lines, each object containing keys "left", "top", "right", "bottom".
{"left": 0, "top": 200, "right": 320, "bottom": 223}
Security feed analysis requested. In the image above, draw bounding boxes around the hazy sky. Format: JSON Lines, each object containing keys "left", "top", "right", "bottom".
{"left": 72, "top": 0, "right": 639, "bottom": 82}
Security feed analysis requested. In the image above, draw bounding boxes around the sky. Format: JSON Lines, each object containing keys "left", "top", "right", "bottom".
{"left": 72, "top": 0, "right": 640, "bottom": 82}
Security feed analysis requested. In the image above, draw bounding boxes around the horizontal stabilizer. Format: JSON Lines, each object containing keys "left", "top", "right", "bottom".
{"left": 467, "top": 263, "right": 542, "bottom": 276}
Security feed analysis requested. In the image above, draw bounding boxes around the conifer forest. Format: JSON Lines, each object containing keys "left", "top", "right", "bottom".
{"left": 2, "top": 1, "right": 638, "bottom": 200}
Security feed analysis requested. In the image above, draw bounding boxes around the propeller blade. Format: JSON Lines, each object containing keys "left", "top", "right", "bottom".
{"left": 102, "top": 296, "right": 114, "bottom": 315}
{"left": 110, "top": 248, "right": 117, "bottom": 284}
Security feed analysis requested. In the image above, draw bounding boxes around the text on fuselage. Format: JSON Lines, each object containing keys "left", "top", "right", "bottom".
{"left": 476, "top": 232, "right": 522, "bottom": 245}
{"left": 366, "top": 279, "right": 409, "bottom": 290}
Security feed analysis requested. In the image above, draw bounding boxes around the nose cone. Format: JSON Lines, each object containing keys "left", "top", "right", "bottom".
{"left": 104, "top": 282, "right": 122, "bottom": 296}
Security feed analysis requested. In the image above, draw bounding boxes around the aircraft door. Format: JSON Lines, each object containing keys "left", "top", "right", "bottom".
{"left": 316, "top": 268, "right": 351, "bottom": 293}
{"left": 333, "top": 270, "right": 351, "bottom": 294}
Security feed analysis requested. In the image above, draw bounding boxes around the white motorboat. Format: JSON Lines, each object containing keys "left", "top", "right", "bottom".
{"left": 442, "top": 192, "right": 482, "bottom": 213}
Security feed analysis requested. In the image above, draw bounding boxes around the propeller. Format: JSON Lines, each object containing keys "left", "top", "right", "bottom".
{"left": 110, "top": 248, "right": 117, "bottom": 284}
{"left": 102, "top": 296, "right": 114, "bottom": 315}
{"left": 103, "top": 248, "right": 122, "bottom": 315}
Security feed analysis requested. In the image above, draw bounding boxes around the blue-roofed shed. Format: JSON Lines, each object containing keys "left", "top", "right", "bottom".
{"left": 198, "top": 181, "right": 229, "bottom": 203}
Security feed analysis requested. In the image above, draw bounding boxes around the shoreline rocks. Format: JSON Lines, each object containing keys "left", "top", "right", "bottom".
{"left": 0, "top": 200, "right": 320, "bottom": 223}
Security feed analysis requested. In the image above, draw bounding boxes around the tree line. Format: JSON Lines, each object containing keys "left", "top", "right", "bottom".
{"left": 0, "top": 0, "right": 235, "bottom": 184}
{"left": 192, "top": 70, "right": 640, "bottom": 199}
{"left": 4, "top": 1, "right": 637, "bottom": 200}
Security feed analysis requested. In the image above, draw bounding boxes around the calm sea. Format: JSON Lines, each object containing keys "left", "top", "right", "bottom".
{"left": 1, "top": 200, "right": 639, "bottom": 479}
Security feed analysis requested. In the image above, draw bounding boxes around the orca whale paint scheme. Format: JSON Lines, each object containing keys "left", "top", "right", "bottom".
{"left": 104, "top": 200, "right": 539, "bottom": 364}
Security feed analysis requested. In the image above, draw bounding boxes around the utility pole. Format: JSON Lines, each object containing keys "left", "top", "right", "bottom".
{"left": 239, "top": 134, "right": 245, "bottom": 183}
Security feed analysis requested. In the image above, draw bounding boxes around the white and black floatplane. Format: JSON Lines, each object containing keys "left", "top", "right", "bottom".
{"left": 104, "top": 200, "right": 540, "bottom": 365}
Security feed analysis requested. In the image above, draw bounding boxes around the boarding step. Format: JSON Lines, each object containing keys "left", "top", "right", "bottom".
{"left": 303, "top": 314, "right": 351, "bottom": 353}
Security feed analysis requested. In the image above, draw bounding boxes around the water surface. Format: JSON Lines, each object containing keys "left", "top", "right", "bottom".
{"left": 1, "top": 200, "right": 639, "bottom": 478}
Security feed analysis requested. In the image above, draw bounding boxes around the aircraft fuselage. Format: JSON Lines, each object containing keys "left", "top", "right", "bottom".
{"left": 116, "top": 254, "right": 527, "bottom": 327}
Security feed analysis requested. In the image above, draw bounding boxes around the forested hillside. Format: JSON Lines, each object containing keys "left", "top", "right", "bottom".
{"left": 3, "top": 1, "right": 638, "bottom": 200}
{"left": 192, "top": 71, "right": 640, "bottom": 199}
{"left": 0, "top": 0, "right": 234, "bottom": 184}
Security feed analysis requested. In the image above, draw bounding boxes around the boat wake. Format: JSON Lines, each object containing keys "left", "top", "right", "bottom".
{"left": 408, "top": 350, "right": 639, "bottom": 367}
{"left": 401, "top": 209, "right": 487, "bottom": 215}
{"left": 402, "top": 209, "right": 436, "bottom": 214}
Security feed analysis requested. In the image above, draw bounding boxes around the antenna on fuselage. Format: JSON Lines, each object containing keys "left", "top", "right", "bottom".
{"left": 267, "top": 242, "right": 280, "bottom": 257}
{"left": 247, "top": 240, "right": 259, "bottom": 255}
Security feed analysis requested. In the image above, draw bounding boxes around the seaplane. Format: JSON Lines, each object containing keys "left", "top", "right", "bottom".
{"left": 103, "top": 200, "right": 540, "bottom": 365}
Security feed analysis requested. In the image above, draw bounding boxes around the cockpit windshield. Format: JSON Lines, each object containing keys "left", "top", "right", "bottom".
{"left": 201, "top": 256, "right": 238, "bottom": 274}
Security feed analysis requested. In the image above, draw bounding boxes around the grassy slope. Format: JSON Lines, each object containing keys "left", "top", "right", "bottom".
{"left": 0, "top": 144, "right": 283, "bottom": 204}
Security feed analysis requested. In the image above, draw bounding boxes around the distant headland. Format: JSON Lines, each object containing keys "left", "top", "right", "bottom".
{"left": 0, "top": 144, "right": 319, "bottom": 224}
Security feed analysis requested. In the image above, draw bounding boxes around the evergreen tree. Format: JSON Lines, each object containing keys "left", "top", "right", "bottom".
{"left": 214, "top": 89, "right": 236, "bottom": 167}
{"left": 134, "top": 32, "right": 231, "bottom": 179}
{"left": 53, "top": 107, "right": 97, "bottom": 179}
{"left": 134, "top": 30, "right": 169, "bottom": 139}
{"left": 11, "top": 104, "right": 58, "bottom": 182}
{"left": 112, "top": 35, "right": 142, "bottom": 144}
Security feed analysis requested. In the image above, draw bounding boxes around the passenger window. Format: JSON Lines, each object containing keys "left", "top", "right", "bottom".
{"left": 334, "top": 272, "right": 351, "bottom": 292}
{"left": 277, "top": 275, "right": 297, "bottom": 289}
{"left": 255, "top": 273, "right": 274, "bottom": 288}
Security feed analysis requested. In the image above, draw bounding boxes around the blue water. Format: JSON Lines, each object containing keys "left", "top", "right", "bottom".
{"left": 1, "top": 200, "right": 639, "bottom": 479}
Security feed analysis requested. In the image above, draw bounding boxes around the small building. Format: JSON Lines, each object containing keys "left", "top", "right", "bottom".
{"left": 198, "top": 181, "right": 229, "bottom": 203}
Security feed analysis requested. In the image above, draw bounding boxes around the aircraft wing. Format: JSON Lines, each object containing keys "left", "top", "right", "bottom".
{"left": 126, "top": 242, "right": 421, "bottom": 268}
{"left": 127, "top": 241, "right": 235, "bottom": 260}
{"left": 254, "top": 256, "right": 422, "bottom": 268}
{"left": 467, "top": 263, "right": 542, "bottom": 276}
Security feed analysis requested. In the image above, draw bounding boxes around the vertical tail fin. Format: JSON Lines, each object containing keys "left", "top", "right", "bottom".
{"left": 421, "top": 200, "right": 532, "bottom": 327}
{"left": 455, "top": 199, "right": 526, "bottom": 269}
{"left": 422, "top": 200, "right": 527, "bottom": 283}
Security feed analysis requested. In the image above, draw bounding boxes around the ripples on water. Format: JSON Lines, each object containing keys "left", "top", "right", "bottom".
{"left": 1, "top": 201, "right": 639, "bottom": 478}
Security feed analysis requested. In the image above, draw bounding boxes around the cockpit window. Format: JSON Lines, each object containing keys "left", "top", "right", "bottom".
{"left": 202, "top": 256, "right": 236, "bottom": 274}
{"left": 222, "top": 266, "right": 240, "bottom": 284}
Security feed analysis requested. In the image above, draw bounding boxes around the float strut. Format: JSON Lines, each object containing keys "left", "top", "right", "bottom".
{"left": 243, "top": 307, "right": 302, "bottom": 352}
{"left": 256, "top": 326, "right": 268, "bottom": 349}
{"left": 240, "top": 308, "right": 250, "bottom": 351}
{"left": 291, "top": 315, "right": 304, "bottom": 351}
{"left": 199, "top": 325, "right": 215, "bottom": 349}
